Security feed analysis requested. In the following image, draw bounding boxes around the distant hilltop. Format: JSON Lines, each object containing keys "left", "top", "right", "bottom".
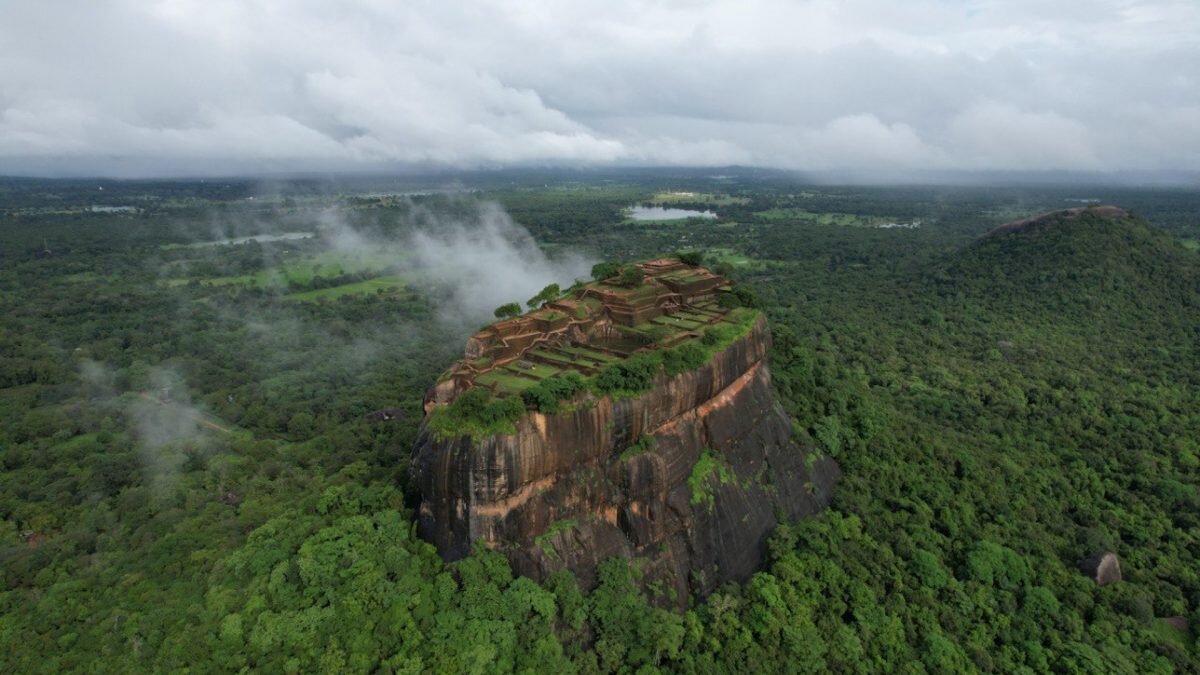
{"left": 988, "top": 204, "right": 1129, "bottom": 236}
{"left": 937, "top": 203, "right": 1198, "bottom": 321}
{"left": 409, "top": 255, "right": 838, "bottom": 605}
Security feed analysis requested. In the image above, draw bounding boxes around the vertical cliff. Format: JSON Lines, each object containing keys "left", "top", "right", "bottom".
{"left": 411, "top": 314, "right": 839, "bottom": 603}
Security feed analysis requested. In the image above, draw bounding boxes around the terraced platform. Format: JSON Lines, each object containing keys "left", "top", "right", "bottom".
{"left": 424, "top": 257, "right": 735, "bottom": 410}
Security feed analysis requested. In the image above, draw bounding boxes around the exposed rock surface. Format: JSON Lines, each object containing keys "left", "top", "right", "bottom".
{"left": 988, "top": 205, "right": 1129, "bottom": 236}
{"left": 365, "top": 408, "right": 406, "bottom": 422}
{"left": 1079, "top": 551, "right": 1122, "bottom": 586}
{"left": 411, "top": 316, "right": 839, "bottom": 603}
{"left": 1161, "top": 616, "right": 1190, "bottom": 631}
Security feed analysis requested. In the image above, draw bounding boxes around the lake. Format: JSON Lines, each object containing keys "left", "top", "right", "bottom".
{"left": 627, "top": 206, "right": 717, "bottom": 221}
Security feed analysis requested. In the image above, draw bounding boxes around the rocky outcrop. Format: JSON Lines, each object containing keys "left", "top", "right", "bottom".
{"left": 410, "top": 316, "right": 839, "bottom": 604}
{"left": 989, "top": 205, "right": 1129, "bottom": 236}
{"left": 1079, "top": 551, "right": 1122, "bottom": 586}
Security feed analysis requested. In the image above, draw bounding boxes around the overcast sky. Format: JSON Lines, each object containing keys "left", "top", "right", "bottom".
{"left": 1, "top": 0, "right": 1197, "bottom": 177}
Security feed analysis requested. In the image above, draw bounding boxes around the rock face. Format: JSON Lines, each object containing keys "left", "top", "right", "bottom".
{"left": 411, "top": 316, "right": 839, "bottom": 603}
{"left": 1079, "top": 551, "right": 1122, "bottom": 586}
{"left": 988, "top": 205, "right": 1129, "bottom": 236}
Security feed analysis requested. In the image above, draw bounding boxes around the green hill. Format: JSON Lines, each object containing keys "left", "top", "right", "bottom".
{"left": 937, "top": 206, "right": 1199, "bottom": 316}
{"left": 758, "top": 204, "right": 1200, "bottom": 672}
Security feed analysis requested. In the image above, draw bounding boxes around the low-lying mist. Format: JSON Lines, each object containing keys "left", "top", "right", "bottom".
{"left": 81, "top": 360, "right": 214, "bottom": 501}
{"left": 78, "top": 198, "right": 595, "bottom": 492}
{"left": 165, "top": 195, "right": 595, "bottom": 328}
{"left": 71, "top": 197, "right": 594, "bottom": 499}
{"left": 320, "top": 199, "right": 595, "bottom": 326}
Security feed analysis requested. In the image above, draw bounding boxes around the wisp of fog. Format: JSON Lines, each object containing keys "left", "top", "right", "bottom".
{"left": 323, "top": 200, "right": 594, "bottom": 326}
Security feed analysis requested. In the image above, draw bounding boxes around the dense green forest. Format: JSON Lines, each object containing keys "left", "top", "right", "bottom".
{"left": 1, "top": 175, "right": 1197, "bottom": 672}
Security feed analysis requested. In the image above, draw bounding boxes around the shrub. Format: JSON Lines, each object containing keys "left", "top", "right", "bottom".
{"left": 964, "top": 540, "right": 1029, "bottom": 590}
{"left": 662, "top": 341, "right": 708, "bottom": 376}
{"left": 718, "top": 284, "right": 761, "bottom": 309}
{"left": 521, "top": 372, "right": 587, "bottom": 413}
{"left": 591, "top": 262, "right": 621, "bottom": 281}
{"left": 619, "top": 435, "right": 657, "bottom": 461}
{"left": 452, "top": 388, "right": 490, "bottom": 417}
{"left": 427, "top": 388, "right": 526, "bottom": 440}
{"left": 493, "top": 302, "right": 522, "bottom": 319}
{"left": 910, "top": 550, "right": 951, "bottom": 590}
{"left": 688, "top": 449, "right": 731, "bottom": 508}
{"left": 527, "top": 283, "right": 561, "bottom": 310}
{"left": 701, "top": 324, "right": 736, "bottom": 346}
{"left": 640, "top": 324, "right": 672, "bottom": 345}
{"left": 617, "top": 266, "right": 643, "bottom": 287}
{"left": 593, "top": 353, "right": 661, "bottom": 395}
{"left": 477, "top": 396, "right": 525, "bottom": 426}
{"left": 676, "top": 250, "right": 705, "bottom": 266}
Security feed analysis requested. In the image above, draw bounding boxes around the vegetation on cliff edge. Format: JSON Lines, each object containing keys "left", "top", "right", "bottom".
{"left": 432, "top": 306, "right": 761, "bottom": 438}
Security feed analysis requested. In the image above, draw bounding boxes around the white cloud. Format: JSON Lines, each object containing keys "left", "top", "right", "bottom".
{"left": 798, "top": 115, "right": 946, "bottom": 170}
{"left": 0, "top": 0, "right": 1196, "bottom": 175}
{"left": 946, "top": 103, "right": 1101, "bottom": 170}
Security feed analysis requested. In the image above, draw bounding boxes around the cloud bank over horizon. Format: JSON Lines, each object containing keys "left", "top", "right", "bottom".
{"left": 1, "top": 0, "right": 1197, "bottom": 177}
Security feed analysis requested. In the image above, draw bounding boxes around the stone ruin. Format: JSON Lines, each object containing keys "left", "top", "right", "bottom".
{"left": 424, "top": 258, "right": 732, "bottom": 413}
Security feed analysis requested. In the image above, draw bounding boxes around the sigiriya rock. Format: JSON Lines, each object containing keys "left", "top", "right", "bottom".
{"left": 410, "top": 257, "right": 839, "bottom": 604}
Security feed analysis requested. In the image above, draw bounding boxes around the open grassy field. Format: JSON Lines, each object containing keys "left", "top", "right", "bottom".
{"left": 707, "top": 247, "right": 764, "bottom": 270}
{"left": 284, "top": 276, "right": 408, "bottom": 302}
{"left": 556, "top": 345, "right": 620, "bottom": 363}
{"left": 476, "top": 369, "right": 540, "bottom": 395}
{"left": 162, "top": 249, "right": 404, "bottom": 290}
{"left": 754, "top": 208, "right": 906, "bottom": 227}
{"left": 1150, "top": 619, "right": 1197, "bottom": 656}
{"left": 160, "top": 232, "right": 315, "bottom": 250}
{"left": 651, "top": 315, "right": 706, "bottom": 330}
{"left": 62, "top": 271, "right": 120, "bottom": 284}
{"left": 506, "top": 361, "right": 564, "bottom": 379}
{"left": 648, "top": 191, "right": 749, "bottom": 206}
{"left": 211, "top": 250, "right": 399, "bottom": 286}
{"left": 529, "top": 350, "right": 590, "bottom": 369}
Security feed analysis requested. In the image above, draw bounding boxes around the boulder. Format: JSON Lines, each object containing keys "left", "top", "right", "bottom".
{"left": 1078, "top": 551, "right": 1122, "bottom": 586}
